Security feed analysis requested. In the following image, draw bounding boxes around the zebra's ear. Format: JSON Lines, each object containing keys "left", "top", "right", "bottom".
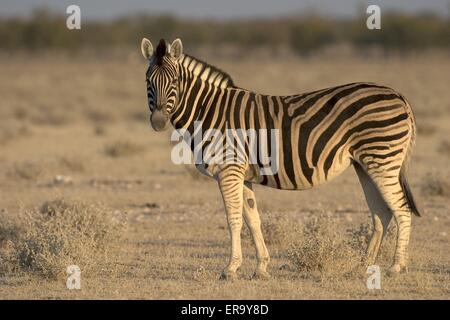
{"left": 170, "top": 38, "right": 183, "bottom": 61}
{"left": 141, "top": 38, "right": 153, "bottom": 60}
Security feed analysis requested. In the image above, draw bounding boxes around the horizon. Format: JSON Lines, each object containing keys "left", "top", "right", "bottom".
{"left": 1, "top": 0, "right": 449, "bottom": 20}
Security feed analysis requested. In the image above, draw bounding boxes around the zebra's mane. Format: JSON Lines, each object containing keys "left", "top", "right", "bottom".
{"left": 183, "top": 54, "right": 235, "bottom": 88}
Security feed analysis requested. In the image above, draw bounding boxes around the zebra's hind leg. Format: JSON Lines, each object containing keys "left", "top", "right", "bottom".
{"left": 358, "top": 162, "right": 413, "bottom": 275}
{"left": 354, "top": 161, "right": 393, "bottom": 265}
{"left": 243, "top": 182, "right": 270, "bottom": 280}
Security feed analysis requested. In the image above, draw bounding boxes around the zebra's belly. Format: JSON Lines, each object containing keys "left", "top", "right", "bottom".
{"left": 194, "top": 152, "right": 353, "bottom": 190}
{"left": 245, "top": 153, "right": 353, "bottom": 190}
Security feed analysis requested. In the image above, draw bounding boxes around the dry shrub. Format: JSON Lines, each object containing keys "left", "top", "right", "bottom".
{"left": 243, "top": 212, "right": 296, "bottom": 249}
{"left": 286, "top": 213, "right": 365, "bottom": 280}
{"left": 0, "top": 199, "right": 126, "bottom": 279}
{"left": 416, "top": 122, "right": 436, "bottom": 136}
{"left": 184, "top": 165, "right": 209, "bottom": 181}
{"left": 421, "top": 175, "right": 450, "bottom": 197}
{"left": 286, "top": 214, "right": 398, "bottom": 281}
{"left": 104, "top": 140, "right": 145, "bottom": 158}
{"left": 59, "top": 156, "right": 85, "bottom": 173}
{"left": 0, "top": 214, "right": 22, "bottom": 275}
{"left": 29, "top": 105, "right": 71, "bottom": 126}
{"left": 84, "top": 109, "right": 115, "bottom": 124}
{"left": 0, "top": 121, "right": 30, "bottom": 144}
{"left": 9, "top": 161, "right": 43, "bottom": 181}
{"left": 346, "top": 222, "right": 397, "bottom": 265}
{"left": 438, "top": 141, "right": 450, "bottom": 154}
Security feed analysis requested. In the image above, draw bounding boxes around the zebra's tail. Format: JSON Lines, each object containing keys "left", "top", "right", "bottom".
{"left": 397, "top": 93, "right": 421, "bottom": 217}
{"left": 399, "top": 167, "right": 421, "bottom": 217}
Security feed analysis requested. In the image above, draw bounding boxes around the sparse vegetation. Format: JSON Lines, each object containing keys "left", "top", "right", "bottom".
{"left": 286, "top": 214, "right": 364, "bottom": 280}
{"left": 438, "top": 141, "right": 450, "bottom": 154}
{"left": 1, "top": 9, "right": 449, "bottom": 54}
{"left": 104, "top": 140, "right": 145, "bottom": 158}
{"left": 9, "top": 161, "right": 43, "bottom": 181}
{"left": 0, "top": 47, "right": 448, "bottom": 298}
{"left": 421, "top": 174, "right": 450, "bottom": 197}
{"left": 417, "top": 122, "right": 437, "bottom": 136}
{"left": 59, "top": 156, "right": 85, "bottom": 173}
{"left": 0, "top": 199, "right": 126, "bottom": 279}
{"left": 0, "top": 121, "right": 29, "bottom": 145}
{"left": 243, "top": 212, "right": 297, "bottom": 248}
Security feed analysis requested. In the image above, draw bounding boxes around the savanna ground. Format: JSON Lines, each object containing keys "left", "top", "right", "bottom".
{"left": 0, "top": 50, "right": 449, "bottom": 299}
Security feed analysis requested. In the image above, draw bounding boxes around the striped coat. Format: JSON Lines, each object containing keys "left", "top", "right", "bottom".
{"left": 141, "top": 38, "right": 420, "bottom": 279}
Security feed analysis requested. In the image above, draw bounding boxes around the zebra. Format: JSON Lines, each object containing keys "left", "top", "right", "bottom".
{"left": 140, "top": 37, "right": 421, "bottom": 280}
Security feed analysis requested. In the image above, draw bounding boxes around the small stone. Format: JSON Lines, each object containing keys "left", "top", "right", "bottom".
{"left": 279, "top": 264, "right": 290, "bottom": 270}
{"left": 53, "top": 175, "right": 73, "bottom": 186}
{"left": 144, "top": 202, "right": 160, "bottom": 209}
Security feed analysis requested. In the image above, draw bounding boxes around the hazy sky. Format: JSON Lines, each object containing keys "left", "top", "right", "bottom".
{"left": 1, "top": 0, "right": 449, "bottom": 19}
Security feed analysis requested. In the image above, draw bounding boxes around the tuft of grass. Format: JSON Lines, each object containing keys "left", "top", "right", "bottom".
{"left": 29, "top": 105, "right": 71, "bottom": 126}
{"left": 0, "top": 199, "right": 126, "bottom": 279}
{"left": 421, "top": 175, "right": 450, "bottom": 197}
{"left": 346, "top": 222, "right": 397, "bottom": 265}
{"left": 184, "top": 166, "right": 210, "bottom": 181}
{"left": 0, "top": 121, "right": 30, "bottom": 145}
{"left": 104, "top": 140, "right": 145, "bottom": 158}
{"left": 9, "top": 161, "right": 43, "bottom": 181}
{"left": 417, "top": 122, "right": 437, "bottom": 136}
{"left": 84, "top": 110, "right": 115, "bottom": 124}
{"left": 59, "top": 156, "right": 85, "bottom": 173}
{"left": 243, "top": 212, "right": 297, "bottom": 249}
{"left": 438, "top": 141, "right": 450, "bottom": 154}
{"left": 286, "top": 213, "right": 365, "bottom": 280}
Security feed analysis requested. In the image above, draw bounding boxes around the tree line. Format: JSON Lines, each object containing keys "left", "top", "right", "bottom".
{"left": 0, "top": 8, "right": 449, "bottom": 54}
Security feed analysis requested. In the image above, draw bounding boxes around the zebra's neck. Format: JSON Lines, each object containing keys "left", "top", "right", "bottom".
{"left": 181, "top": 54, "right": 234, "bottom": 88}
{"left": 170, "top": 54, "right": 235, "bottom": 131}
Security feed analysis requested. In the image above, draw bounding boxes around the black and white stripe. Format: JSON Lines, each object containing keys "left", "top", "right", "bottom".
{"left": 141, "top": 38, "right": 420, "bottom": 279}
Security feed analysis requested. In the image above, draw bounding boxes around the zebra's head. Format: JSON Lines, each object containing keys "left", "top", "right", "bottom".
{"left": 141, "top": 38, "right": 183, "bottom": 131}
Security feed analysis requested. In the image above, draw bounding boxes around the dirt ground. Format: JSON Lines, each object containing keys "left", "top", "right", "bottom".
{"left": 0, "top": 51, "right": 449, "bottom": 299}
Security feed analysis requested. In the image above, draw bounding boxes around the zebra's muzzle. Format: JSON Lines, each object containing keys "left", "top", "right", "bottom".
{"left": 150, "top": 109, "right": 169, "bottom": 131}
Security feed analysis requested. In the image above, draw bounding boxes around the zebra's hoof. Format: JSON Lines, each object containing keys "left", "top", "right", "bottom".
{"left": 387, "top": 264, "right": 408, "bottom": 276}
{"left": 219, "top": 270, "right": 238, "bottom": 281}
{"left": 251, "top": 270, "right": 271, "bottom": 280}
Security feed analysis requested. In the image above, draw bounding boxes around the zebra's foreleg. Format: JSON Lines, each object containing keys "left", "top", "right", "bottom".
{"left": 218, "top": 166, "right": 245, "bottom": 280}
{"left": 243, "top": 182, "right": 270, "bottom": 280}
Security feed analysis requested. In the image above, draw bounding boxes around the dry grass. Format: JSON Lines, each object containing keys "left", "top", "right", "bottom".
{"left": 243, "top": 212, "right": 297, "bottom": 249}
{"left": 59, "top": 156, "right": 86, "bottom": 173}
{"left": 28, "top": 105, "right": 72, "bottom": 127}
{"left": 417, "top": 122, "right": 437, "bottom": 137}
{"left": 286, "top": 214, "right": 364, "bottom": 280}
{"left": 438, "top": 141, "right": 450, "bottom": 154}
{"left": 0, "top": 199, "right": 126, "bottom": 279}
{"left": 9, "top": 161, "right": 44, "bottom": 181}
{"left": 0, "top": 121, "right": 30, "bottom": 145}
{"left": 104, "top": 140, "right": 146, "bottom": 158}
{"left": 421, "top": 174, "right": 450, "bottom": 197}
{"left": 0, "top": 53, "right": 448, "bottom": 299}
